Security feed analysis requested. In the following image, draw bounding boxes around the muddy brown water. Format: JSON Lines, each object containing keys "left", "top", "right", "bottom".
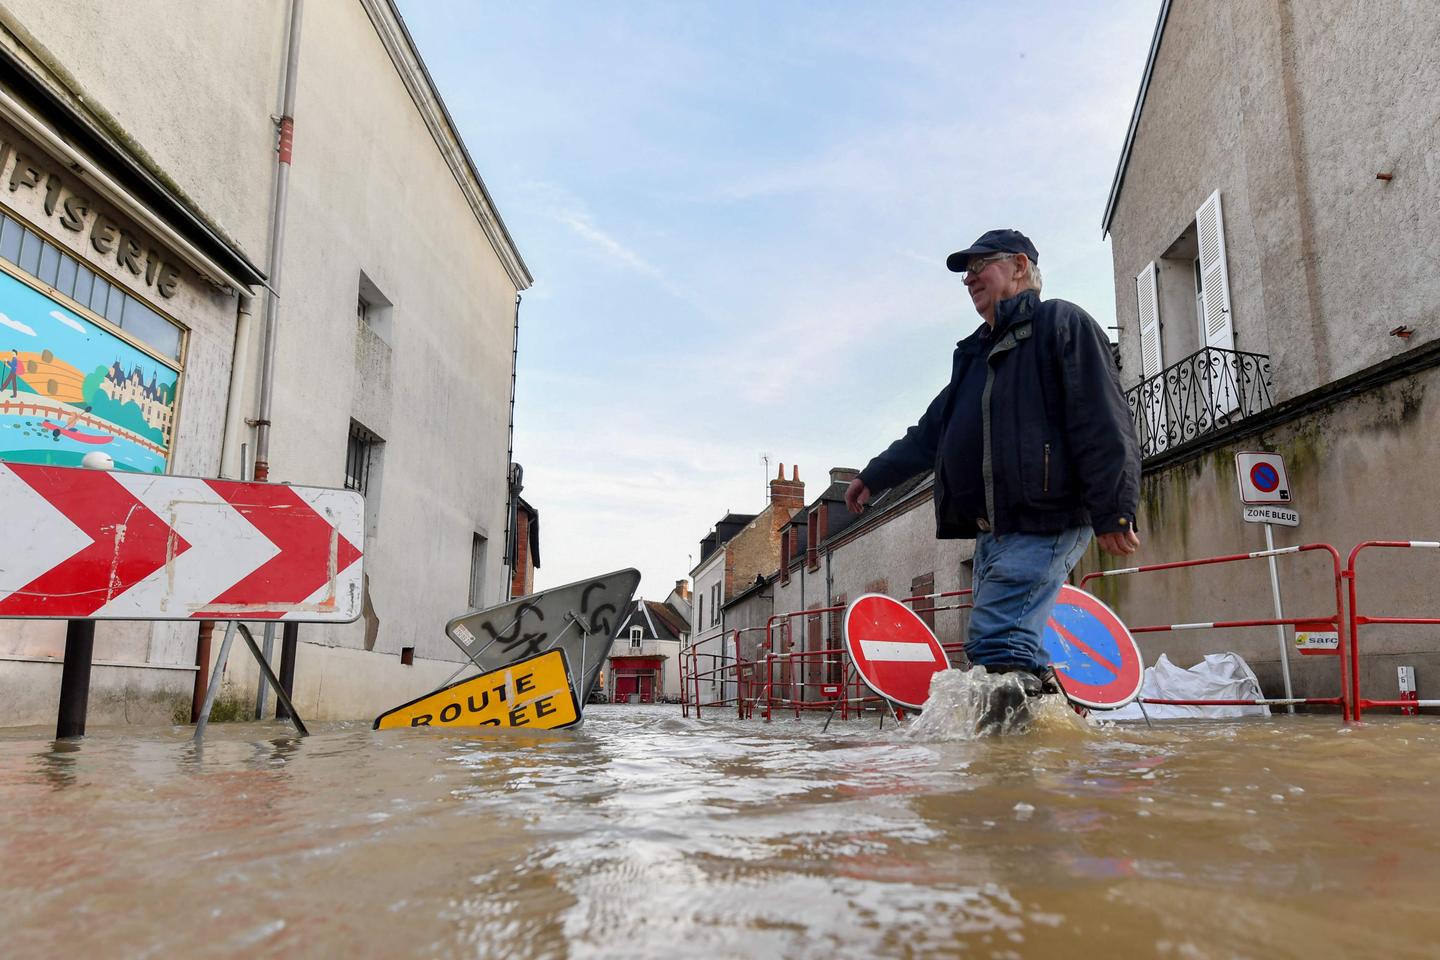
{"left": 1, "top": 704, "right": 1438, "bottom": 959}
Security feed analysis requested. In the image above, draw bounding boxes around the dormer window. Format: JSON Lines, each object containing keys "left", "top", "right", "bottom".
{"left": 629, "top": 626, "right": 643, "bottom": 648}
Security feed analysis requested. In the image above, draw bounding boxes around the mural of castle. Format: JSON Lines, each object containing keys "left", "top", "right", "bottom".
{"left": 99, "top": 360, "right": 174, "bottom": 438}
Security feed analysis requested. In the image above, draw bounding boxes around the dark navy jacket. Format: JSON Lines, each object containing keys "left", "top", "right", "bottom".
{"left": 858, "top": 290, "right": 1140, "bottom": 539}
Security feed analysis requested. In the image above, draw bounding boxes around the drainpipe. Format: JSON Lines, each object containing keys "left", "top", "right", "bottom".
{"left": 502, "top": 293, "right": 521, "bottom": 598}
{"left": 194, "top": 291, "right": 254, "bottom": 719}
{"left": 252, "top": 0, "right": 305, "bottom": 483}
{"left": 504, "top": 463, "right": 522, "bottom": 601}
{"left": 220, "top": 295, "right": 255, "bottom": 480}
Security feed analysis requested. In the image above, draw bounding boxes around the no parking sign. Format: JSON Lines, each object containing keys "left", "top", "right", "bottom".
{"left": 1041, "top": 585, "right": 1144, "bottom": 710}
{"left": 1235, "top": 452, "right": 1291, "bottom": 504}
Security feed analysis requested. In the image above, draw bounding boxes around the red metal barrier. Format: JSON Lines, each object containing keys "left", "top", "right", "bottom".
{"left": 682, "top": 626, "right": 771, "bottom": 719}
{"left": 1080, "top": 543, "right": 1350, "bottom": 720}
{"left": 677, "top": 539, "right": 1440, "bottom": 726}
{"left": 1345, "top": 540, "right": 1440, "bottom": 721}
{"left": 752, "top": 591, "right": 974, "bottom": 722}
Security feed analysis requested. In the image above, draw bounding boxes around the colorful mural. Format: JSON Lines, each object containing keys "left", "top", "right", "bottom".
{"left": 0, "top": 268, "right": 178, "bottom": 473}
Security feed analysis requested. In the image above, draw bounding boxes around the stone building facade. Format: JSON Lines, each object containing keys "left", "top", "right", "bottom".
{"left": 687, "top": 466, "right": 805, "bottom": 700}
{"left": 1099, "top": 0, "right": 1440, "bottom": 704}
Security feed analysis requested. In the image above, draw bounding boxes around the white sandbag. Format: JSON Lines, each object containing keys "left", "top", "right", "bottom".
{"left": 1106, "top": 652, "right": 1270, "bottom": 721}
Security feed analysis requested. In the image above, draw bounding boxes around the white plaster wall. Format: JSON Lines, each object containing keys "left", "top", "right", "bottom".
{"left": 0, "top": 1, "right": 526, "bottom": 725}
{"left": 206, "top": 636, "right": 477, "bottom": 724}
{"left": 660, "top": 639, "right": 682, "bottom": 699}
{"left": 0, "top": 0, "right": 285, "bottom": 258}
{"left": 0, "top": 658, "right": 195, "bottom": 728}
{"left": 689, "top": 550, "right": 726, "bottom": 693}
{"left": 255, "top": 0, "right": 518, "bottom": 663}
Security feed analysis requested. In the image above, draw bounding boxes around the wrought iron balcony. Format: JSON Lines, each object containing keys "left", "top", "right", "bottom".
{"left": 1125, "top": 347, "right": 1273, "bottom": 458}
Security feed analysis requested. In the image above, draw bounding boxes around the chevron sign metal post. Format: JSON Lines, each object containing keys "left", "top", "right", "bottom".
{"left": 0, "top": 463, "right": 364, "bottom": 621}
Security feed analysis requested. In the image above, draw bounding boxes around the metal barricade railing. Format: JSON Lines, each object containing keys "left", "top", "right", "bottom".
{"left": 681, "top": 626, "right": 770, "bottom": 719}
{"left": 1079, "top": 543, "right": 1351, "bottom": 719}
{"left": 1345, "top": 540, "right": 1440, "bottom": 721}
{"left": 750, "top": 591, "right": 974, "bottom": 722}
{"left": 681, "top": 540, "right": 1440, "bottom": 725}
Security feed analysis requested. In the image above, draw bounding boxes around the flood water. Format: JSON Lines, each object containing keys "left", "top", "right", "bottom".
{"left": 2, "top": 704, "right": 1438, "bottom": 958}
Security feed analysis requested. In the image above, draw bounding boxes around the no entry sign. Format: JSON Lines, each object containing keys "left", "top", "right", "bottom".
{"left": 0, "top": 463, "right": 363, "bottom": 621}
{"left": 1041, "top": 585, "right": 1143, "bottom": 709}
{"left": 843, "top": 593, "right": 949, "bottom": 709}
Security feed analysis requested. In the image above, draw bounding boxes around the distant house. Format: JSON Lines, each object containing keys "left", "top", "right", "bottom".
{"left": 724, "top": 467, "right": 973, "bottom": 711}
{"left": 688, "top": 465, "right": 805, "bottom": 701}
{"left": 506, "top": 495, "right": 540, "bottom": 599}
{"left": 607, "top": 598, "right": 690, "bottom": 703}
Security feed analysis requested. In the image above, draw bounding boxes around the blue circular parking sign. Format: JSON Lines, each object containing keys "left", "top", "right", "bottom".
{"left": 1250, "top": 463, "right": 1280, "bottom": 493}
{"left": 1040, "top": 585, "right": 1143, "bottom": 710}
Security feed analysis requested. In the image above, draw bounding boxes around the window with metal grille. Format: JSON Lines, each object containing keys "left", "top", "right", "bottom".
{"left": 345, "top": 421, "right": 381, "bottom": 493}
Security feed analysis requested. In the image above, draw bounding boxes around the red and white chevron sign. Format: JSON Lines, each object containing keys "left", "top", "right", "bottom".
{"left": 0, "top": 463, "right": 363, "bottom": 621}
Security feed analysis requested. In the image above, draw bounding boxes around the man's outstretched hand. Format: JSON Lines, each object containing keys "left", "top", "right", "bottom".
{"left": 844, "top": 476, "right": 871, "bottom": 513}
{"left": 1096, "top": 529, "right": 1141, "bottom": 556}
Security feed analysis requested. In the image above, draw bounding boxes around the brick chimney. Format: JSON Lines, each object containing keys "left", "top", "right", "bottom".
{"left": 770, "top": 463, "right": 806, "bottom": 536}
{"left": 829, "top": 467, "right": 860, "bottom": 485}
{"left": 674, "top": 579, "right": 690, "bottom": 602}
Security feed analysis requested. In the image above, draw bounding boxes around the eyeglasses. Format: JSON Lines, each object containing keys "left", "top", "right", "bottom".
{"left": 964, "top": 253, "right": 1014, "bottom": 278}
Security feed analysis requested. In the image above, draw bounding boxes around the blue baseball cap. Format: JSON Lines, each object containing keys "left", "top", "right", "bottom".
{"left": 946, "top": 229, "right": 1040, "bottom": 273}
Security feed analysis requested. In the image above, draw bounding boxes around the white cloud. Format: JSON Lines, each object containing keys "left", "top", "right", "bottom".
{"left": 553, "top": 208, "right": 663, "bottom": 279}
{"left": 49, "top": 310, "right": 86, "bottom": 333}
{"left": 0, "top": 313, "right": 36, "bottom": 337}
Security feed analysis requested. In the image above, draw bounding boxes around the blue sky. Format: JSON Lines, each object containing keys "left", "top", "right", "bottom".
{"left": 396, "top": 0, "right": 1161, "bottom": 599}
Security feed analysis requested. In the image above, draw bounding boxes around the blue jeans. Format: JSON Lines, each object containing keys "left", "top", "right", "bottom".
{"left": 966, "top": 527, "right": 1093, "bottom": 672}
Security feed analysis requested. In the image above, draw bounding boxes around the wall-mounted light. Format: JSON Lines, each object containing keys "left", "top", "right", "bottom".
{"left": 1376, "top": 172, "right": 1394, "bottom": 182}
{"left": 1389, "top": 325, "right": 1414, "bottom": 340}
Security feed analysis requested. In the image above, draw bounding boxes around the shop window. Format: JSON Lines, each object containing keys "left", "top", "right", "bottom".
{"left": 0, "top": 212, "right": 182, "bottom": 361}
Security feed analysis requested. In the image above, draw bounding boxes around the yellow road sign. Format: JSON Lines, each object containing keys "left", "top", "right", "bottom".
{"left": 373, "top": 649, "right": 581, "bottom": 730}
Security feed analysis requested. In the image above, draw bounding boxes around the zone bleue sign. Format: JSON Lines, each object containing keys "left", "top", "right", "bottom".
{"left": 0, "top": 462, "right": 363, "bottom": 621}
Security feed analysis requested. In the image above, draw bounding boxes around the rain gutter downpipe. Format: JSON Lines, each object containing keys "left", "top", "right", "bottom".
{"left": 503, "top": 293, "right": 521, "bottom": 599}
{"left": 253, "top": 0, "right": 305, "bottom": 483}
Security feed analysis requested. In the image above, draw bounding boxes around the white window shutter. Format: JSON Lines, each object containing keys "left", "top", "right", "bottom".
{"left": 1137, "top": 261, "right": 1162, "bottom": 377}
{"left": 1196, "top": 190, "right": 1235, "bottom": 351}
{"left": 1135, "top": 261, "right": 1167, "bottom": 452}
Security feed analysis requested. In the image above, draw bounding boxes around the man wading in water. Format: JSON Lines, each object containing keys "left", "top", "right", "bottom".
{"left": 844, "top": 230, "right": 1141, "bottom": 730}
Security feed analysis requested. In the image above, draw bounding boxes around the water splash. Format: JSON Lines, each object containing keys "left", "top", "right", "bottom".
{"left": 904, "top": 668, "right": 1093, "bottom": 741}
